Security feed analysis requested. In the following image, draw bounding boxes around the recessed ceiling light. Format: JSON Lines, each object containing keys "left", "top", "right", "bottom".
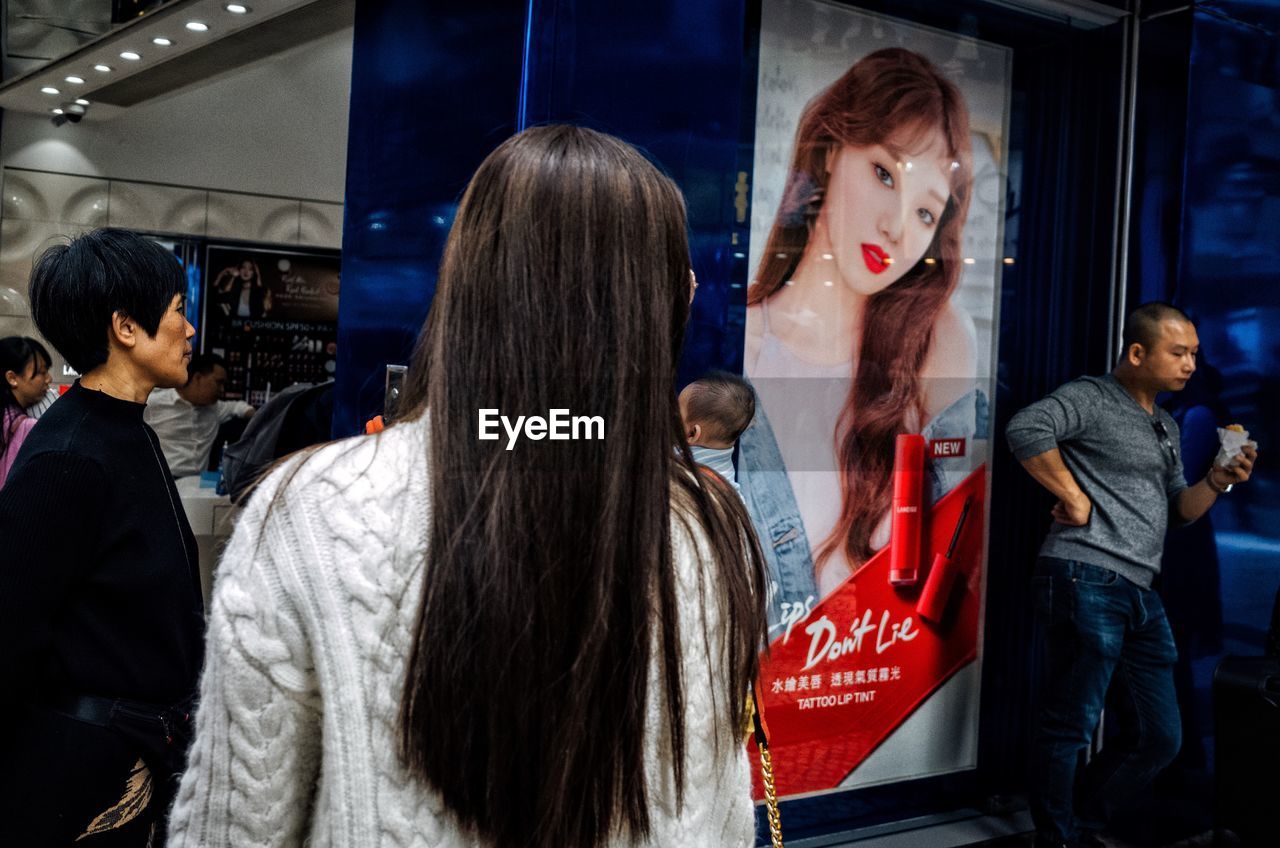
{"left": 94, "top": 64, "right": 112, "bottom": 72}
{"left": 51, "top": 108, "right": 64, "bottom": 115}
{"left": 41, "top": 86, "right": 59, "bottom": 95}
{"left": 120, "top": 51, "right": 141, "bottom": 60}
{"left": 225, "top": 3, "right": 250, "bottom": 12}
{"left": 75, "top": 98, "right": 90, "bottom": 106}
{"left": 65, "top": 75, "right": 85, "bottom": 84}
{"left": 185, "top": 21, "right": 209, "bottom": 32}
{"left": 152, "top": 37, "right": 173, "bottom": 46}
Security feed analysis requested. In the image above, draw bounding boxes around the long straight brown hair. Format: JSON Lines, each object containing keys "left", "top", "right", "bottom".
{"left": 397, "top": 124, "right": 767, "bottom": 848}
{"left": 748, "top": 48, "right": 973, "bottom": 567}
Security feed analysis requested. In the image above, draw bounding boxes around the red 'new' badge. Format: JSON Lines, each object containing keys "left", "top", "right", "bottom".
{"left": 930, "top": 438, "right": 966, "bottom": 459}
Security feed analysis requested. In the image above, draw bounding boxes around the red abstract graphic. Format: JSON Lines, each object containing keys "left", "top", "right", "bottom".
{"left": 750, "top": 467, "right": 986, "bottom": 797}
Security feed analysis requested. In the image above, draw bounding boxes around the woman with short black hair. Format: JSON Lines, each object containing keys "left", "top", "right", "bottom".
{"left": 0, "top": 228, "right": 206, "bottom": 845}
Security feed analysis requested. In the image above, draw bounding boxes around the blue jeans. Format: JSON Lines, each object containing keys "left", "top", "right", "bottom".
{"left": 1030, "top": 558, "right": 1181, "bottom": 843}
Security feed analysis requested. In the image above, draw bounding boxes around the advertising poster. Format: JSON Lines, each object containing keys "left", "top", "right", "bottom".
{"left": 201, "top": 245, "right": 341, "bottom": 405}
{"left": 739, "top": 0, "right": 1010, "bottom": 797}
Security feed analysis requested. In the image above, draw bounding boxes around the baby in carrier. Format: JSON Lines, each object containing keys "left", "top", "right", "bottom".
{"left": 679, "top": 371, "right": 755, "bottom": 496}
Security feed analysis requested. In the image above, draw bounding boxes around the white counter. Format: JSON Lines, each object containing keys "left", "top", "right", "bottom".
{"left": 175, "top": 475, "right": 237, "bottom": 609}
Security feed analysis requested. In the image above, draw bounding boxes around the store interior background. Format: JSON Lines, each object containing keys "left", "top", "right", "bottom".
{"left": 0, "top": 0, "right": 351, "bottom": 385}
{"left": 1, "top": 0, "right": 1277, "bottom": 846}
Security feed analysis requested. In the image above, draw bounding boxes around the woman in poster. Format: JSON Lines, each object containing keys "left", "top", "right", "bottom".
{"left": 214, "top": 259, "right": 271, "bottom": 318}
{"left": 741, "top": 47, "right": 980, "bottom": 628}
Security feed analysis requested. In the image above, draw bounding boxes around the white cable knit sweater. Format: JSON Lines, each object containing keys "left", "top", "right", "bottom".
{"left": 167, "top": 418, "right": 757, "bottom": 847}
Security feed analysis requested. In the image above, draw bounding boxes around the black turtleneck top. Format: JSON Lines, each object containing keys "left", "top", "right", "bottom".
{"left": 0, "top": 382, "right": 205, "bottom": 712}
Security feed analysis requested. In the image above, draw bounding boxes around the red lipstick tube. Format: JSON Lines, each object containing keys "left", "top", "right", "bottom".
{"left": 917, "top": 496, "right": 974, "bottom": 624}
{"left": 889, "top": 434, "right": 925, "bottom": 586}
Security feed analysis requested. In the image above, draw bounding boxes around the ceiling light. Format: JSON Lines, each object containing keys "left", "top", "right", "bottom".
{"left": 152, "top": 37, "right": 173, "bottom": 46}
{"left": 51, "top": 108, "right": 64, "bottom": 115}
{"left": 65, "top": 75, "right": 85, "bottom": 84}
{"left": 94, "top": 64, "right": 112, "bottom": 72}
{"left": 186, "top": 21, "right": 209, "bottom": 32}
{"left": 225, "top": 3, "right": 250, "bottom": 12}
{"left": 120, "top": 51, "right": 141, "bottom": 60}
{"left": 75, "top": 98, "right": 90, "bottom": 106}
{"left": 41, "top": 86, "right": 59, "bottom": 94}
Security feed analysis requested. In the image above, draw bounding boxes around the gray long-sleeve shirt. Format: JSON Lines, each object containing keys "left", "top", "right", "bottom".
{"left": 1006, "top": 374, "right": 1188, "bottom": 588}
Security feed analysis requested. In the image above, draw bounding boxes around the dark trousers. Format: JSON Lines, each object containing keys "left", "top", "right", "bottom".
{"left": 0, "top": 707, "right": 158, "bottom": 846}
{"left": 1030, "top": 558, "right": 1182, "bottom": 843}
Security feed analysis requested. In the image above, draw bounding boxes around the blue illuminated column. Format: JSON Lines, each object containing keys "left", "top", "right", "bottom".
{"left": 336, "top": 0, "right": 750, "bottom": 433}
{"left": 335, "top": 0, "right": 527, "bottom": 433}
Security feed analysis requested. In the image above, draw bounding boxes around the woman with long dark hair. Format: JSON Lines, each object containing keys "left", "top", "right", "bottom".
{"left": 0, "top": 335, "right": 52, "bottom": 486}
{"left": 740, "top": 48, "right": 978, "bottom": 618}
{"left": 168, "top": 125, "right": 768, "bottom": 847}
{"left": 213, "top": 259, "right": 269, "bottom": 318}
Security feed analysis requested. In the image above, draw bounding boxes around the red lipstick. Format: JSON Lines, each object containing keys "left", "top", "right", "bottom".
{"left": 889, "top": 434, "right": 925, "bottom": 586}
{"left": 861, "top": 243, "right": 889, "bottom": 274}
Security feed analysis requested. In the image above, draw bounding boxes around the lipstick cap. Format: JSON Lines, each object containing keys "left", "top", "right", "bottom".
{"left": 917, "top": 552, "right": 960, "bottom": 624}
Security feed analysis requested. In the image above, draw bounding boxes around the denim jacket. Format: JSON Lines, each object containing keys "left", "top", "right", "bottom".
{"left": 739, "top": 385, "right": 989, "bottom": 637}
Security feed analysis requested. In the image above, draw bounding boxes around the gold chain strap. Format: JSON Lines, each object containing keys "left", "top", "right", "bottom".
{"left": 758, "top": 734, "right": 784, "bottom": 848}
{"left": 749, "top": 690, "right": 784, "bottom": 848}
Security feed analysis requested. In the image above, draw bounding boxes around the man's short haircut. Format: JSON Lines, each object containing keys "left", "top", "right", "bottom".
{"left": 28, "top": 228, "right": 186, "bottom": 374}
{"left": 1122, "top": 301, "right": 1193, "bottom": 354}
{"left": 683, "top": 370, "right": 756, "bottom": 444}
{"left": 187, "top": 353, "right": 227, "bottom": 383}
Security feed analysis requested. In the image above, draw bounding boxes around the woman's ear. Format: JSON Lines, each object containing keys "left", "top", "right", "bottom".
{"left": 5, "top": 369, "right": 18, "bottom": 388}
{"left": 819, "top": 140, "right": 838, "bottom": 177}
{"left": 109, "top": 311, "right": 140, "bottom": 350}
{"left": 808, "top": 160, "right": 829, "bottom": 222}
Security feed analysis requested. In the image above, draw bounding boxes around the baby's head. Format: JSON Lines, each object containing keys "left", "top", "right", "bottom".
{"left": 679, "top": 371, "right": 755, "bottom": 450}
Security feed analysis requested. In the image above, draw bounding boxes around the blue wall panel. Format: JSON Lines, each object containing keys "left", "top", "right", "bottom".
{"left": 1173, "top": 0, "right": 1280, "bottom": 772}
{"left": 337, "top": 0, "right": 754, "bottom": 431}
{"left": 335, "top": 0, "right": 527, "bottom": 433}
{"left": 1125, "top": 3, "right": 1280, "bottom": 841}
{"left": 521, "top": 0, "right": 752, "bottom": 386}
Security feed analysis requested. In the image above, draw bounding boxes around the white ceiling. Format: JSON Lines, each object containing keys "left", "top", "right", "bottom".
{"left": 0, "top": 0, "right": 339, "bottom": 120}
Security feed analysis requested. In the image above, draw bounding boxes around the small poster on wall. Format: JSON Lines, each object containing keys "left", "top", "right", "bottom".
{"left": 201, "top": 245, "right": 340, "bottom": 406}
{"left": 740, "top": 0, "right": 1011, "bottom": 797}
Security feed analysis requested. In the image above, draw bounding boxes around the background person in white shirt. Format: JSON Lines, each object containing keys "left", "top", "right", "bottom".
{"left": 145, "top": 353, "right": 254, "bottom": 477}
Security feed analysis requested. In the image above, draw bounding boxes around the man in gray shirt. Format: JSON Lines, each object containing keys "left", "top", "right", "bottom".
{"left": 1007, "top": 302, "right": 1256, "bottom": 848}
